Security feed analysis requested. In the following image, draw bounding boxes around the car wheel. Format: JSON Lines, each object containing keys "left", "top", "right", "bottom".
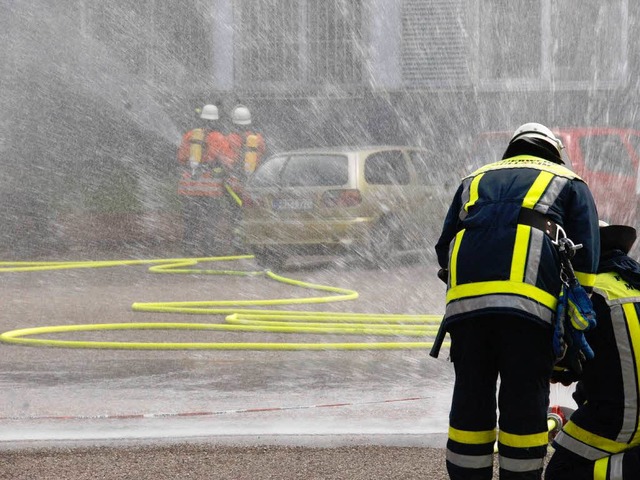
{"left": 253, "top": 248, "right": 287, "bottom": 271}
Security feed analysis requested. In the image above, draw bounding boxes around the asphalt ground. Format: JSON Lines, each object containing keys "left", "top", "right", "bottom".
{"left": 0, "top": 253, "right": 571, "bottom": 478}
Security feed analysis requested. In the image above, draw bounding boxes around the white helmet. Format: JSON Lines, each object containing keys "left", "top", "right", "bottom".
{"left": 231, "top": 104, "right": 252, "bottom": 125}
{"left": 510, "top": 122, "right": 564, "bottom": 154}
{"left": 200, "top": 104, "right": 219, "bottom": 120}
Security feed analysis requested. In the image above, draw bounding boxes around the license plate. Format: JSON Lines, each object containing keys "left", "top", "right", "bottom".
{"left": 273, "top": 198, "right": 313, "bottom": 210}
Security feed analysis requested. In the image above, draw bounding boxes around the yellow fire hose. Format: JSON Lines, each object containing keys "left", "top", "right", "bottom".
{"left": 0, "top": 256, "right": 447, "bottom": 351}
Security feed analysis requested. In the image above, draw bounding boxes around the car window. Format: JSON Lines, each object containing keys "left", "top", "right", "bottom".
{"left": 580, "top": 134, "right": 634, "bottom": 176}
{"left": 364, "top": 151, "right": 410, "bottom": 185}
{"left": 248, "top": 155, "right": 288, "bottom": 187}
{"left": 281, "top": 154, "right": 349, "bottom": 187}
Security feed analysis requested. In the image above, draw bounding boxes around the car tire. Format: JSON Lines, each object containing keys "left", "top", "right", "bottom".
{"left": 253, "top": 248, "right": 287, "bottom": 271}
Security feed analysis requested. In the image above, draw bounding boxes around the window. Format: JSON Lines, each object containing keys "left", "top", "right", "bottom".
{"left": 475, "top": 0, "right": 627, "bottom": 88}
{"left": 249, "top": 156, "right": 288, "bottom": 187}
{"left": 234, "top": 0, "right": 363, "bottom": 89}
{"left": 478, "top": 0, "right": 541, "bottom": 81}
{"left": 365, "top": 151, "right": 410, "bottom": 185}
{"left": 580, "top": 135, "right": 634, "bottom": 177}
{"left": 281, "top": 155, "right": 349, "bottom": 187}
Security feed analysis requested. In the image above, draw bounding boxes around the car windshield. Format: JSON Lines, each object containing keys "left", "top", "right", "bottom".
{"left": 280, "top": 154, "right": 349, "bottom": 187}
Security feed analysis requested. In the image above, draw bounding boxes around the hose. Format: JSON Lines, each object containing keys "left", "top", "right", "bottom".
{"left": 0, "top": 256, "right": 447, "bottom": 351}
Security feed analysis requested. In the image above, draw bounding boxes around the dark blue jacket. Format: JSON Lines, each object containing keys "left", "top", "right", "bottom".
{"left": 435, "top": 154, "right": 600, "bottom": 329}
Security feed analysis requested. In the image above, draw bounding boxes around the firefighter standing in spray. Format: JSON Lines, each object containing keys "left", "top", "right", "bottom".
{"left": 177, "top": 104, "right": 232, "bottom": 255}
{"left": 431, "top": 123, "right": 600, "bottom": 479}
{"left": 225, "top": 104, "right": 266, "bottom": 251}
{"left": 545, "top": 222, "right": 640, "bottom": 479}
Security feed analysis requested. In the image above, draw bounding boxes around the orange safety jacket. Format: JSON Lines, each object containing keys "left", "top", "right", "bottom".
{"left": 177, "top": 129, "right": 232, "bottom": 198}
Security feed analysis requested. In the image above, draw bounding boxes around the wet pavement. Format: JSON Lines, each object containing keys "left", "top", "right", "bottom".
{"left": 0, "top": 254, "right": 575, "bottom": 450}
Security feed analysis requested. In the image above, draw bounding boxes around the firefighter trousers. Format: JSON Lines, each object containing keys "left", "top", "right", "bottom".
{"left": 446, "top": 315, "right": 555, "bottom": 480}
{"left": 545, "top": 443, "right": 640, "bottom": 479}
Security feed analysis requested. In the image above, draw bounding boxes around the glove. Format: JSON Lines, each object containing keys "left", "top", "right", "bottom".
{"left": 437, "top": 268, "right": 448, "bottom": 284}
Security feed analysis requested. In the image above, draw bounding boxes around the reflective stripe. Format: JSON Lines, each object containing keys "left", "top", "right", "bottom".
{"left": 512, "top": 171, "right": 552, "bottom": 283}
{"left": 458, "top": 177, "right": 473, "bottom": 221}
{"left": 449, "top": 425, "right": 496, "bottom": 444}
{"left": 522, "top": 171, "right": 554, "bottom": 209}
{"left": 444, "top": 293, "right": 555, "bottom": 324}
{"left": 178, "top": 179, "right": 224, "bottom": 197}
{"left": 554, "top": 429, "right": 609, "bottom": 460}
{"left": 563, "top": 422, "right": 630, "bottom": 455}
{"left": 463, "top": 173, "right": 484, "bottom": 213}
{"left": 446, "top": 450, "right": 493, "bottom": 469}
{"left": 609, "top": 453, "right": 624, "bottom": 480}
{"left": 498, "top": 455, "right": 544, "bottom": 472}
{"left": 575, "top": 271, "right": 597, "bottom": 288}
{"left": 594, "top": 457, "right": 609, "bottom": 480}
{"left": 446, "top": 280, "right": 557, "bottom": 311}
{"left": 498, "top": 429, "right": 548, "bottom": 448}
{"left": 618, "top": 303, "right": 640, "bottom": 444}
{"left": 469, "top": 155, "right": 581, "bottom": 180}
{"left": 510, "top": 224, "right": 531, "bottom": 282}
{"left": 524, "top": 228, "right": 544, "bottom": 285}
{"left": 535, "top": 176, "right": 568, "bottom": 214}
{"left": 450, "top": 230, "right": 464, "bottom": 288}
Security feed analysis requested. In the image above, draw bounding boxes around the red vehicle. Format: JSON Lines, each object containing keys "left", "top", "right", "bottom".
{"left": 470, "top": 128, "right": 640, "bottom": 227}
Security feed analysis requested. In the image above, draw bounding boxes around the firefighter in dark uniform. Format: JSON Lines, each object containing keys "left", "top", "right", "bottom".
{"left": 432, "top": 122, "right": 600, "bottom": 479}
{"left": 546, "top": 222, "right": 640, "bottom": 480}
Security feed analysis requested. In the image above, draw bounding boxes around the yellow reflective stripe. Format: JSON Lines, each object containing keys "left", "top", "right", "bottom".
{"left": 450, "top": 230, "right": 464, "bottom": 288}
{"left": 623, "top": 301, "right": 640, "bottom": 447}
{"left": 563, "top": 421, "right": 629, "bottom": 454}
{"left": 498, "top": 429, "right": 548, "bottom": 448}
{"left": 449, "top": 426, "right": 496, "bottom": 444}
{"left": 575, "top": 271, "right": 597, "bottom": 288}
{"left": 463, "top": 173, "right": 484, "bottom": 212}
{"left": 510, "top": 224, "right": 531, "bottom": 282}
{"left": 594, "top": 457, "right": 609, "bottom": 480}
{"left": 446, "top": 280, "right": 557, "bottom": 310}
{"left": 471, "top": 155, "right": 581, "bottom": 180}
{"left": 522, "top": 171, "right": 554, "bottom": 209}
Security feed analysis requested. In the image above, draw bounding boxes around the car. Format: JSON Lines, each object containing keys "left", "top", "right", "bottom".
{"left": 240, "top": 146, "right": 449, "bottom": 269}
{"left": 469, "top": 127, "right": 640, "bottom": 227}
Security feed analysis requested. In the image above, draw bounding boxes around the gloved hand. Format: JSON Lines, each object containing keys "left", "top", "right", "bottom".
{"left": 437, "top": 268, "right": 448, "bottom": 284}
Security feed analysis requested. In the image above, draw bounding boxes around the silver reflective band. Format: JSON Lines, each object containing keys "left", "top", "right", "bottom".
{"left": 446, "top": 450, "right": 493, "bottom": 469}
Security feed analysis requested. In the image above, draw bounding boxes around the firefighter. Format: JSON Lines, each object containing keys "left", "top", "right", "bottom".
{"left": 431, "top": 122, "right": 600, "bottom": 479}
{"left": 176, "top": 104, "right": 231, "bottom": 255}
{"left": 225, "top": 104, "right": 266, "bottom": 251}
{"left": 545, "top": 222, "right": 640, "bottom": 479}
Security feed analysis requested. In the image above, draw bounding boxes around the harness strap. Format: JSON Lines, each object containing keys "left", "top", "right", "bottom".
{"left": 517, "top": 208, "right": 561, "bottom": 240}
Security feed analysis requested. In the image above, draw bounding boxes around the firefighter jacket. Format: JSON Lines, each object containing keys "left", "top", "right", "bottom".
{"left": 435, "top": 154, "right": 600, "bottom": 331}
{"left": 553, "top": 251, "right": 640, "bottom": 463}
{"left": 177, "top": 129, "right": 232, "bottom": 198}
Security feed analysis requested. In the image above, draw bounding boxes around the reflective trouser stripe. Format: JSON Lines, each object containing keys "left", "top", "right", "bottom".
{"left": 499, "top": 455, "right": 544, "bottom": 472}
{"left": 498, "top": 429, "right": 548, "bottom": 449}
{"left": 449, "top": 426, "right": 496, "bottom": 444}
{"left": 446, "top": 450, "right": 493, "bottom": 469}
